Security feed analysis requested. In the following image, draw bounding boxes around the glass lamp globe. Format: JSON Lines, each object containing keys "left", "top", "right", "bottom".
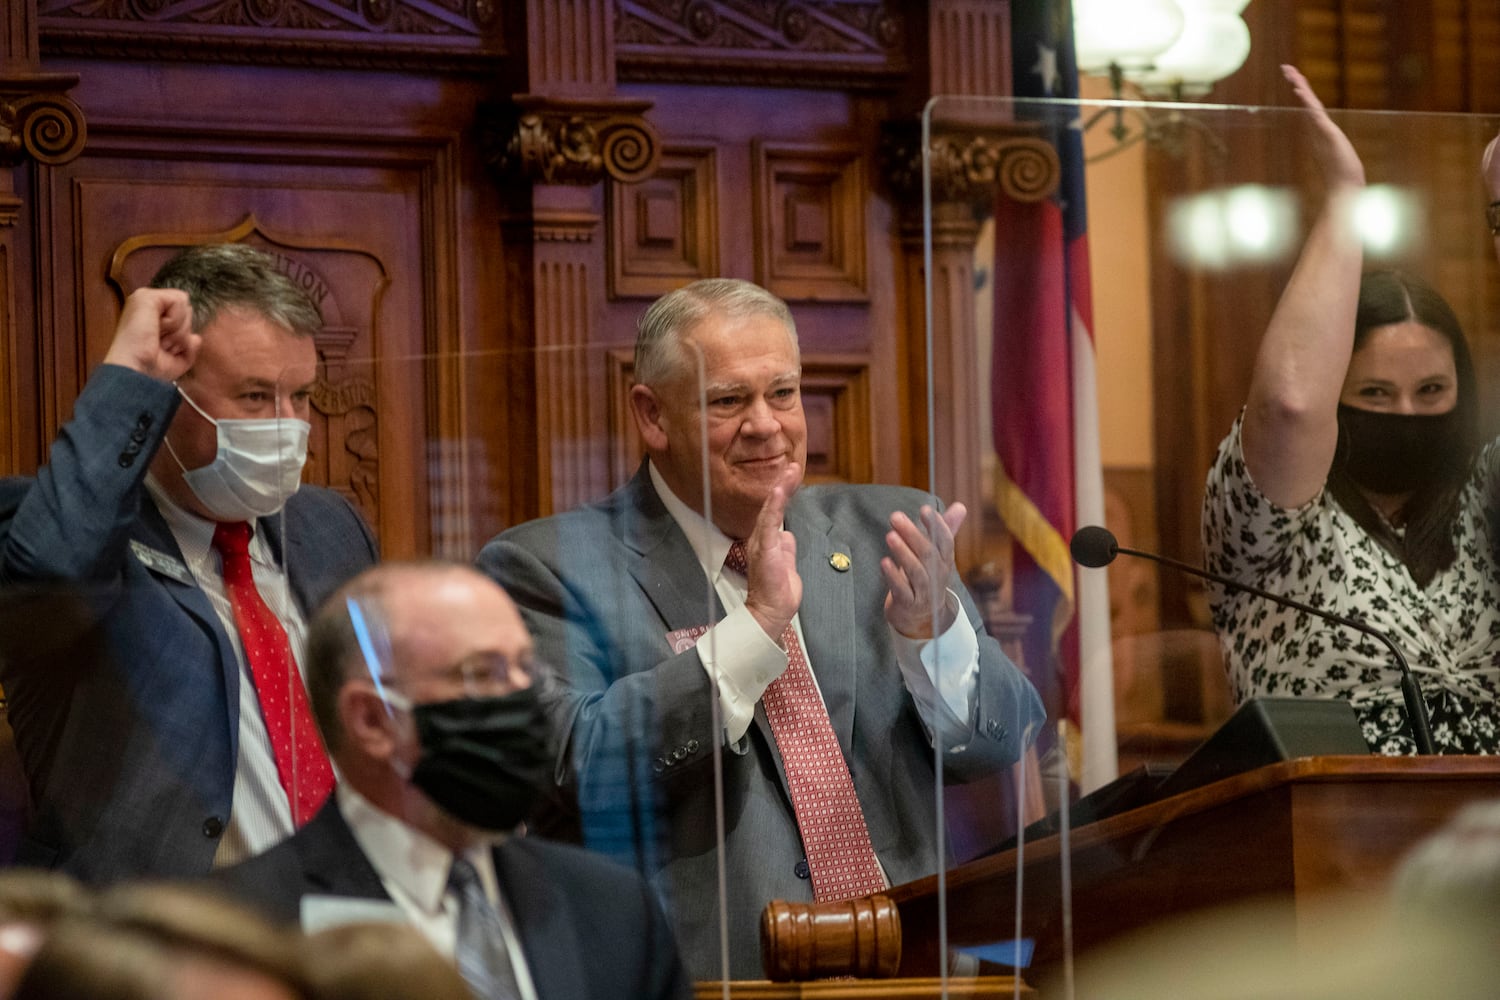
{"left": 1136, "top": 8, "right": 1251, "bottom": 96}
{"left": 1073, "top": 0, "right": 1186, "bottom": 72}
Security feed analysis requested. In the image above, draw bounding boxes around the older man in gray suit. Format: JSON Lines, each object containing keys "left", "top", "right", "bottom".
{"left": 477, "top": 278, "right": 1044, "bottom": 980}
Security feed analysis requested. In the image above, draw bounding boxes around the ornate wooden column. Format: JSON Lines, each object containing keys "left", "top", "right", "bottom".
{"left": 0, "top": 0, "right": 85, "bottom": 475}
{"left": 485, "top": 0, "right": 659, "bottom": 516}
{"left": 884, "top": 121, "right": 1056, "bottom": 573}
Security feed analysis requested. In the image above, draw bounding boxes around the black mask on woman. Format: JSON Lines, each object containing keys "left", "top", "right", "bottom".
{"left": 1336, "top": 404, "right": 1465, "bottom": 496}
{"left": 406, "top": 685, "right": 554, "bottom": 832}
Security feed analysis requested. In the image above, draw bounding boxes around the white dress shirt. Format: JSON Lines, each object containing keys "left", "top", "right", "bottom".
{"left": 145, "top": 476, "right": 316, "bottom": 867}
{"left": 337, "top": 786, "right": 539, "bottom": 1000}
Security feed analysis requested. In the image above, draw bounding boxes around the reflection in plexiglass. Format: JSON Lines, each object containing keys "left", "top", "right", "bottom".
{"left": 927, "top": 77, "right": 1500, "bottom": 998}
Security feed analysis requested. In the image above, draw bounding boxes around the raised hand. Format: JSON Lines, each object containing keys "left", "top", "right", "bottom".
{"left": 1282, "top": 64, "right": 1365, "bottom": 191}
{"left": 742, "top": 461, "right": 802, "bottom": 642}
{"left": 102, "top": 288, "right": 199, "bottom": 383}
{"left": 882, "top": 500, "right": 966, "bottom": 639}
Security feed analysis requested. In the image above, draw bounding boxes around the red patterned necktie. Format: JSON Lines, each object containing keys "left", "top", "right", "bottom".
{"left": 725, "top": 540, "right": 886, "bottom": 901}
{"left": 212, "top": 521, "right": 334, "bottom": 826}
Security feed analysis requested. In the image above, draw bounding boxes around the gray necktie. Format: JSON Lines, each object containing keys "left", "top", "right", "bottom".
{"left": 448, "top": 855, "right": 520, "bottom": 1000}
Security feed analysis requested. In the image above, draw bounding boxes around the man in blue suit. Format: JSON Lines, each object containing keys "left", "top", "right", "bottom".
{"left": 214, "top": 561, "right": 690, "bottom": 1000}
{"left": 478, "top": 278, "right": 1045, "bottom": 978}
{"left": 0, "top": 244, "right": 377, "bottom": 881}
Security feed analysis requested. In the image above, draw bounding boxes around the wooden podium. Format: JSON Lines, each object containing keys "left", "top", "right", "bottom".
{"left": 728, "top": 757, "right": 1500, "bottom": 995}
{"left": 883, "top": 756, "right": 1500, "bottom": 978}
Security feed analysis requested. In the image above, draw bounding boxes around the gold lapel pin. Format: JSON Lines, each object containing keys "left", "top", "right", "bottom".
{"left": 829, "top": 552, "right": 851, "bottom": 572}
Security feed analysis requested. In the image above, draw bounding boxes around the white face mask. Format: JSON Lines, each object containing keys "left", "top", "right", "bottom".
{"left": 167, "top": 386, "right": 310, "bottom": 521}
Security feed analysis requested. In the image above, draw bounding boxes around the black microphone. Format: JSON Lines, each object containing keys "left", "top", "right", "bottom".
{"left": 1069, "top": 525, "right": 1436, "bottom": 755}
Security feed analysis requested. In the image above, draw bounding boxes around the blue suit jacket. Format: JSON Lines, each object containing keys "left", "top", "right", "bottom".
{"left": 212, "top": 799, "right": 691, "bottom": 1000}
{"left": 0, "top": 365, "right": 378, "bottom": 881}
{"left": 476, "top": 465, "right": 1046, "bottom": 979}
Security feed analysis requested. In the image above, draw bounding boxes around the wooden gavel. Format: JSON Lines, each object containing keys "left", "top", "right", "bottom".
{"left": 759, "top": 895, "right": 902, "bottom": 981}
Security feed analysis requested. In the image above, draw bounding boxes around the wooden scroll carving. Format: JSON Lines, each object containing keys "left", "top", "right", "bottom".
{"left": 760, "top": 894, "right": 902, "bottom": 982}
{"left": 482, "top": 96, "right": 660, "bottom": 187}
{"left": 0, "top": 78, "right": 85, "bottom": 170}
{"left": 880, "top": 121, "right": 1059, "bottom": 220}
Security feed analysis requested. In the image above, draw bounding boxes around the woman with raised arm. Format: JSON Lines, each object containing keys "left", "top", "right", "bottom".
{"left": 1201, "top": 66, "right": 1500, "bottom": 754}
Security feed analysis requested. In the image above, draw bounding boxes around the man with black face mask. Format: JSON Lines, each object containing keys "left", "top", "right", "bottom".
{"left": 213, "top": 562, "right": 691, "bottom": 1000}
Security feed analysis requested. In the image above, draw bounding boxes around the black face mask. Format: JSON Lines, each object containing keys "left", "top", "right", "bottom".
{"left": 407, "top": 686, "right": 553, "bottom": 832}
{"left": 1336, "top": 405, "right": 1466, "bottom": 497}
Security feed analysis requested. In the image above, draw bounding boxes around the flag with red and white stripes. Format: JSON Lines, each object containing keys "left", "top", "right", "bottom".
{"left": 993, "top": 0, "right": 1116, "bottom": 792}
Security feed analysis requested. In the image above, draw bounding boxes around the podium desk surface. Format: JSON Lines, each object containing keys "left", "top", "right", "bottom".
{"left": 886, "top": 755, "right": 1500, "bottom": 977}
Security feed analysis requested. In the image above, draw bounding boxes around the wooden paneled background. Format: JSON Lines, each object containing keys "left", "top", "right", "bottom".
{"left": 5, "top": 0, "right": 1500, "bottom": 750}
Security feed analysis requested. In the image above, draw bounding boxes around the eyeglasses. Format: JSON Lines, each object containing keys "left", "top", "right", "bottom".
{"left": 373, "top": 650, "right": 532, "bottom": 697}
{"left": 345, "top": 596, "right": 538, "bottom": 705}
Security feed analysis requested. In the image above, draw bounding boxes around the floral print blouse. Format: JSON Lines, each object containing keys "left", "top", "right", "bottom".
{"left": 1203, "top": 414, "right": 1500, "bottom": 754}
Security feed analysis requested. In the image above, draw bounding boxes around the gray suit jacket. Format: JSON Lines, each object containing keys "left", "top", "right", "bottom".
{"left": 477, "top": 465, "right": 1044, "bottom": 979}
{"left": 0, "top": 365, "right": 378, "bottom": 881}
{"left": 213, "top": 799, "right": 690, "bottom": 1000}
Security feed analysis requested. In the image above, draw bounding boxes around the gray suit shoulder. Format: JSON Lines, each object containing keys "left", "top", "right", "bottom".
{"left": 480, "top": 478, "right": 638, "bottom": 561}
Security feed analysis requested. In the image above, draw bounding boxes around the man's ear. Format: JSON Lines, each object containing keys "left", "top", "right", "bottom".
{"left": 339, "top": 684, "right": 397, "bottom": 759}
{"left": 629, "top": 383, "right": 670, "bottom": 453}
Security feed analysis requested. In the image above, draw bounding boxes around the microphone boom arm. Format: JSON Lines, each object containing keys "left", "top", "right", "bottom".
{"left": 1112, "top": 542, "right": 1437, "bottom": 756}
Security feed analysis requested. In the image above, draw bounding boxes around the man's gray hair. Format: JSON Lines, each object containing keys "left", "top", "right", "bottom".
{"left": 633, "top": 278, "right": 798, "bottom": 388}
{"left": 149, "top": 243, "right": 323, "bottom": 338}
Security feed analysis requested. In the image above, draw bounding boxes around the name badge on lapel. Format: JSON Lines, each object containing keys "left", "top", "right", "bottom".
{"left": 129, "top": 540, "right": 194, "bottom": 586}
{"left": 666, "top": 624, "right": 711, "bottom": 654}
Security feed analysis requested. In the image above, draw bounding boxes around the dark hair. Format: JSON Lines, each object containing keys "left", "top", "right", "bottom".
{"left": 1328, "top": 269, "right": 1478, "bottom": 586}
{"left": 150, "top": 243, "right": 323, "bottom": 338}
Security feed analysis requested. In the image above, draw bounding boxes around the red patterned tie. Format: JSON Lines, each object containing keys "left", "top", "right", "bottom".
{"left": 725, "top": 541, "right": 886, "bottom": 901}
{"left": 212, "top": 521, "right": 334, "bottom": 826}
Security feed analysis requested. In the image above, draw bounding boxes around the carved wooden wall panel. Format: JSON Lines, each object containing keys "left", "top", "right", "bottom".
{"left": 15, "top": 60, "right": 503, "bottom": 558}
{"left": 929, "top": 0, "right": 1012, "bottom": 97}
{"left": 535, "top": 253, "right": 605, "bottom": 514}
{"left": 526, "top": 0, "right": 613, "bottom": 91}
{"left": 752, "top": 141, "right": 867, "bottom": 302}
{"left": 615, "top": 0, "right": 907, "bottom": 88}
{"left": 607, "top": 144, "right": 718, "bottom": 298}
{"left": 37, "top": 0, "right": 506, "bottom": 69}
{"left": 799, "top": 357, "right": 871, "bottom": 483}
{"left": 10, "top": 2, "right": 974, "bottom": 558}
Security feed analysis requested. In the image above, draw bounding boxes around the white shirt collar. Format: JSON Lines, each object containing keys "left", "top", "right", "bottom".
{"left": 647, "top": 461, "right": 737, "bottom": 582}
{"left": 144, "top": 474, "right": 275, "bottom": 569}
{"left": 336, "top": 784, "right": 500, "bottom": 914}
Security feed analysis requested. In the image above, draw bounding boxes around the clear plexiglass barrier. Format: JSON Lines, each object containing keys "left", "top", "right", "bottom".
{"left": 919, "top": 92, "right": 1500, "bottom": 998}
{"left": 0, "top": 91, "right": 1497, "bottom": 1000}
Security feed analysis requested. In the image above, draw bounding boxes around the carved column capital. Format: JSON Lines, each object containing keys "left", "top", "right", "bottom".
{"left": 880, "top": 118, "right": 1059, "bottom": 245}
{"left": 481, "top": 95, "right": 660, "bottom": 187}
{"left": 0, "top": 72, "right": 86, "bottom": 170}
